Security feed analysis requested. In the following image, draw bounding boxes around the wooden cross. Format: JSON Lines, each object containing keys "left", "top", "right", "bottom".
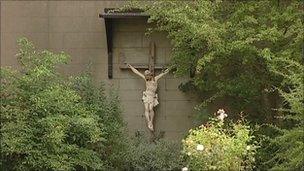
{"left": 119, "top": 41, "right": 164, "bottom": 74}
{"left": 149, "top": 42, "right": 156, "bottom": 76}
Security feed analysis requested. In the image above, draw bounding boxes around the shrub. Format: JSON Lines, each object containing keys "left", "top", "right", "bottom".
{"left": 182, "top": 110, "right": 257, "bottom": 170}
{"left": 70, "top": 72, "right": 126, "bottom": 169}
{"left": 0, "top": 38, "right": 122, "bottom": 170}
{"left": 108, "top": 134, "right": 183, "bottom": 171}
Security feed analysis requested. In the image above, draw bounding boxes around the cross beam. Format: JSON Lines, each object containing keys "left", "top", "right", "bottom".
{"left": 119, "top": 42, "right": 165, "bottom": 72}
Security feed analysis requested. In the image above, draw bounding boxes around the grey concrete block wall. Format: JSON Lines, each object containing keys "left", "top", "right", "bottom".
{"left": 0, "top": 0, "right": 198, "bottom": 140}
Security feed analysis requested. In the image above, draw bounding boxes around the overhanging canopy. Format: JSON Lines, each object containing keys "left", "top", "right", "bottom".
{"left": 99, "top": 8, "right": 149, "bottom": 79}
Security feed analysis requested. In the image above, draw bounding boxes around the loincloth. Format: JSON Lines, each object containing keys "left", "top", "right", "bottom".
{"left": 142, "top": 91, "right": 159, "bottom": 107}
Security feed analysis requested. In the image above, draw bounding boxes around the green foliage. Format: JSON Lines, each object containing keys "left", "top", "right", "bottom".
{"left": 128, "top": 0, "right": 303, "bottom": 122}
{"left": 125, "top": 1, "right": 303, "bottom": 169}
{"left": 260, "top": 44, "right": 304, "bottom": 170}
{"left": 0, "top": 38, "right": 184, "bottom": 171}
{"left": 182, "top": 115, "right": 257, "bottom": 170}
{"left": 0, "top": 38, "right": 122, "bottom": 170}
{"left": 107, "top": 134, "right": 183, "bottom": 171}
{"left": 70, "top": 72, "right": 126, "bottom": 169}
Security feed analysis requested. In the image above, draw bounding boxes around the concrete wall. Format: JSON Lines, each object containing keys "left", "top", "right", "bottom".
{"left": 0, "top": 1, "right": 198, "bottom": 140}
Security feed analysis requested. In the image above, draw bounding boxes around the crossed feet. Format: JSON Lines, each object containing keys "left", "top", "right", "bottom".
{"left": 147, "top": 121, "right": 154, "bottom": 132}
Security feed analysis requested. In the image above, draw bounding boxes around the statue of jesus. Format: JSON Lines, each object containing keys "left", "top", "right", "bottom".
{"left": 127, "top": 64, "right": 170, "bottom": 132}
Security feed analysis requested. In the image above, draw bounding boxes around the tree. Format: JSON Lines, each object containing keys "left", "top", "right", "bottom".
{"left": 127, "top": 0, "right": 303, "bottom": 123}
{"left": 0, "top": 38, "right": 106, "bottom": 170}
{"left": 261, "top": 45, "right": 304, "bottom": 170}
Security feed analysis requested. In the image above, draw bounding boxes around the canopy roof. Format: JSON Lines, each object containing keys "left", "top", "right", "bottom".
{"left": 99, "top": 8, "right": 149, "bottom": 18}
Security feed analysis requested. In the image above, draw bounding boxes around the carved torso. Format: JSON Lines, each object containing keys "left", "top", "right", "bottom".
{"left": 142, "top": 80, "right": 159, "bottom": 106}
{"left": 145, "top": 80, "right": 157, "bottom": 94}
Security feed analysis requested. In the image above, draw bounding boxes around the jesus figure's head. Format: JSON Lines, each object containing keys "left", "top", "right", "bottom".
{"left": 144, "top": 70, "right": 153, "bottom": 81}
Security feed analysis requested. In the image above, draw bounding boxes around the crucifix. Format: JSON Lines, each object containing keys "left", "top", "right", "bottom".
{"left": 121, "top": 42, "right": 169, "bottom": 132}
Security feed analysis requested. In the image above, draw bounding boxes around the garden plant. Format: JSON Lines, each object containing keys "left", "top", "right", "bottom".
{"left": 182, "top": 109, "right": 257, "bottom": 171}
{"left": 1, "top": 0, "right": 303, "bottom": 170}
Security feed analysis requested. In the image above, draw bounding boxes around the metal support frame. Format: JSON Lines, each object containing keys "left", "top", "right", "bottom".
{"left": 104, "top": 18, "right": 113, "bottom": 79}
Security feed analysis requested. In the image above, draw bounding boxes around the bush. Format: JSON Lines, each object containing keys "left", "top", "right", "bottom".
{"left": 182, "top": 110, "right": 257, "bottom": 170}
{"left": 108, "top": 134, "right": 183, "bottom": 171}
{"left": 0, "top": 38, "right": 123, "bottom": 170}
{"left": 71, "top": 72, "right": 126, "bottom": 169}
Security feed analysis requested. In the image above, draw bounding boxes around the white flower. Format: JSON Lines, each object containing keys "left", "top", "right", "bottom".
{"left": 182, "top": 167, "right": 188, "bottom": 171}
{"left": 217, "top": 109, "right": 225, "bottom": 115}
{"left": 196, "top": 144, "right": 204, "bottom": 151}
{"left": 217, "top": 109, "right": 228, "bottom": 121}
{"left": 246, "top": 145, "right": 251, "bottom": 150}
{"left": 210, "top": 166, "right": 217, "bottom": 170}
{"left": 187, "top": 152, "right": 192, "bottom": 156}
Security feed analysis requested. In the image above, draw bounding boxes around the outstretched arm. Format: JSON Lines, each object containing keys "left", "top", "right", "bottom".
{"left": 155, "top": 68, "right": 170, "bottom": 81}
{"left": 127, "top": 64, "right": 145, "bottom": 80}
